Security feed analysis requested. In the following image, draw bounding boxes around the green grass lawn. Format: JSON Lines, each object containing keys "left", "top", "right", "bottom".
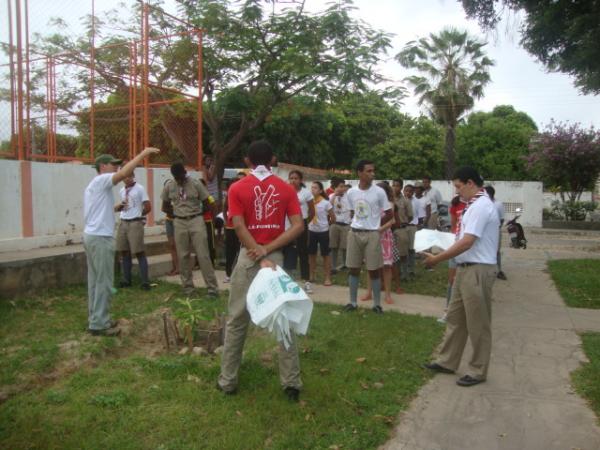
{"left": 305, "top": 258, "right": 448, "bottom": 298}
{"left": 571, "top": 333, "right": 600, "bottom": 423}
{"left": 0, "top": 281, "right": 443, "bottom": 449}
{"left": 547, "top": 259, "right": 600, "bottom": 309}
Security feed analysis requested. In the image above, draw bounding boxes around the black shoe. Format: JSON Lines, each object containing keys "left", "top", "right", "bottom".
{"left": 140, "top": 283, "right": 151, "bottom": 291}
{"left": 497, "top": 271, "right": 507, "bottom": 280}
{"left": 422, "top": 362, "right": 455, "bottom": 374}
{"left": 207, "top": 290, "right": 219, "bottom": 299}
{"left": 331, "top": 269, "right": 338, "bottom": 275}
{"left": 456, "top": 375, "right": 485, "bottom": 387}
{"left": 88, "top": 327, "right": 121, "bottom": 337}
{"left": 119, "top": 281, "right": 132, "bottom": 288}
{"left": 284, "top": 386, "right": 300, "bottom": 402}
{"left": 216, "top": 382, "right": 237, "bottom": 395}
{"left": 343, "top": 303, "right": 357, "bottom": 312}
{"left": 372, "top": 305, "right": 383, "bottom": 314}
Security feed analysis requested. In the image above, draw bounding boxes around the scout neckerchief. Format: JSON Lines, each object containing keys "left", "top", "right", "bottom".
{"left": 456, "top": 188, "right": 487, "bottom": 237}
{"left": 178, "top": 177, "right": 188, "bottom": 201}
{"left": 124, "top": 182, "right": 136, "bottom": 208}
{"left": 311, "top": 195, "right": 325, "bottom": 224}
{"left": 250, "top": 165, "right": 272, "bottom": 181}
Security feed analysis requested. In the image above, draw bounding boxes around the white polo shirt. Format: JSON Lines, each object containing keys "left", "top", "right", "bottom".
{"left": 84, "top": 173, "right": 116, "bottom": 237}
{"left": 455, "top": 195, "right": 500, "bottom": 265}
{"left": 347, "top": 184, "right": 390, "bottom": 231}
{"left": 119, "top": 182, "right": 150, "bottom": 220}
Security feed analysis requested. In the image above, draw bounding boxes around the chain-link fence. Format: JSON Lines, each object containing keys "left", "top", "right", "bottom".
{"left": 1, "top": 0, "right": 204, "bottom": 167}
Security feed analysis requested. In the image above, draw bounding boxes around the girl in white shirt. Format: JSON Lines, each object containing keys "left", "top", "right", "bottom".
{"left": 308, "top": 181, "right": 336, "bottom": 287}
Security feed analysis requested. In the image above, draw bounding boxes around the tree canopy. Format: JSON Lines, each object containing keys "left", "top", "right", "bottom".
{"left": 456, "top": 105, "right": 537, "bottom": 180}
{"left": 526, "top": 122, "right": 600, "bottom": 201}
{"left": 461, "top": 0, "right": 600, "bottom": 94}
{"left": 396, "top": 27, "right": 494, "bottom": 178}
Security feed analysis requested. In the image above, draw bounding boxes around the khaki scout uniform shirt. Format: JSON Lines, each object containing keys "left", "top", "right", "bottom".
{"left": 161, "top": 177, "right": 209, "bottom": 217}
{"left": 394, "top": 195, "right": 413, "bottom": 225}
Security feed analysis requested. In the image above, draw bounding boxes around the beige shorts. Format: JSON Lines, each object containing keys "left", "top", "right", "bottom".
{"left": 329, "top": 223, "right": 350, "bottom": 249}
{"left": 116, "top": 219, "right": 145, "bottom": 254}
{"left": 427, "top": 212, "right": 439, "bottom": 230}
{"left": 393, "top": 227, "right": 410, "bottom": 257}
{"left": 346, "top": 229, "right": 383, "bottom": 271}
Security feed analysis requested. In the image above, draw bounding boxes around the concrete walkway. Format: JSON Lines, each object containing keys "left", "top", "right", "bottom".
{"left": 161, "top": 230, "right": 600, "bottom": 450}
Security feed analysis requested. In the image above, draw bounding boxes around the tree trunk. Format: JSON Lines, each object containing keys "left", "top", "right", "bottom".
{"left": 444, "top": 125, "right": 456, "bottom": 179}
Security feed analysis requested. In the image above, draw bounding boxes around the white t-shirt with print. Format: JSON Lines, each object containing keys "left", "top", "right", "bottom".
{"left": 119, "top": 183, "right": 150, "bottom": 220}
{"left": 347, "top": 184, "right": 390, "bottom": 231}
{"left": 296, "top": 187, "right": 313, "bottom": 219}
{"left": 84, "top": 173, "right": 116, "bottom": 237}
{"left": 331, "top": 193, "right": 352, "bottom": 224}
{"left": 308, "top": 198, "right": 333, "bottom": 233}
{"left": 455, "top": 195, "right": 500, "bottom": 265}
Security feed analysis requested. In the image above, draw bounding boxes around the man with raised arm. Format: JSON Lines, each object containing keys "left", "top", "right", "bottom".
{"left": 83, "top": 147, "right": 160, "bottom": 336}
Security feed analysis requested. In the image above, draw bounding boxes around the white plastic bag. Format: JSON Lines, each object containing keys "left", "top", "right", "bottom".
{"left": 246, "top": 266, "right": 313, "bottom": 349}
{"left": 414, "top": 229, "right": 456, "bottom": 253}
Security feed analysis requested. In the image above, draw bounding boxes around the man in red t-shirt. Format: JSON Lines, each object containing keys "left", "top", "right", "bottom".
{"left": 217, "top": 140, "right": 305, "bottom": 401}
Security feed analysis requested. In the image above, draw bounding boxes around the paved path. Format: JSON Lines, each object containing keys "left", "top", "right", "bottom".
{"left": 161, "top": 230, "right": 600, "bottom": 450}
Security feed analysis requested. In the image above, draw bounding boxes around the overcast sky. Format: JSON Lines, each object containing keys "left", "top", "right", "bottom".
{"left": 2, "top": 0, "right": 598, "bottom": 132}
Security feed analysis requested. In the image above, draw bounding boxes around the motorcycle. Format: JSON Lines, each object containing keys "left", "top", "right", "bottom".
{"left": 506, "top": 208, "right": 527, "bottom": 249}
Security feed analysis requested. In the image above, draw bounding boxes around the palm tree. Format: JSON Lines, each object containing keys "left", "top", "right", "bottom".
{"left": 396, "top": 28, "right": 494, "bottom": 178}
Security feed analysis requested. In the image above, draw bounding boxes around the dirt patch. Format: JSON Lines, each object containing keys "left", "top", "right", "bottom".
{"left": 0, "top": 308, "right": 225, "bottom": 404}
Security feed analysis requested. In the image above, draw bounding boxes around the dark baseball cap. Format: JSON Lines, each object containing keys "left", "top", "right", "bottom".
{"left": 94, "top": 154, "right": 122, "bottom": 170}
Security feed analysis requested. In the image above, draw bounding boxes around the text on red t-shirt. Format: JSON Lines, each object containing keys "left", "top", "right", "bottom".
{"left": 227, "top": 174, "right": 301, "bottom": 244}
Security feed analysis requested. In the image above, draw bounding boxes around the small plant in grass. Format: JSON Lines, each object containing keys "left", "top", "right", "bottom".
{"left": 174, "top": 299, "right": 212, "bottom": 352}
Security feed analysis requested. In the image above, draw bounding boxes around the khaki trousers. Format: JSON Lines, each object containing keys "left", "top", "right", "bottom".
{"left": 218, "top": 249, "right": 302, "bottom": 392}
{"left": 174, "top": 216, "right": 218, "bottom": 293}
{"left": 436, "top": 263, "right": 497, "bottom": 380}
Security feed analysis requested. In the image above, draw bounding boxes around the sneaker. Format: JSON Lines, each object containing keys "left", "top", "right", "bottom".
{"left": 304, "top": 282, "right": 313, "bottom": 294}
{"left": 223, "top": 276, "right": 231, "bottom": 283}
{"left": 207, "top": 290, "right": 219, "bottom": 299}
{"left": 284, "top": 386, "right": 300, "bottom": 402}
{"left": 216, "top": 382, "right": 237, "bottom": 396}
{"left": 437, "top": 313, "right": 447, "bottom": 324}
{"left": 497, "top": 271, "right": 507, "bottom": 280}
{"left": 372, "top": 305, "right": 383, "bottom": 314}
{"left": 343, "top": 303, "right": 357, "bottom": 312}
{"left": 118, "top": 281, "right": 132, "bottom": 288}
{"left": 88, "top": 327, "right": 121, "bottom": 337}
{"left": 140, "top": 283, "right": 151, "bottom": 291}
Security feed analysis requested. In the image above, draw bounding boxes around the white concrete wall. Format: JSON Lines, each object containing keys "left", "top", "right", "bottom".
{"left": 0, "top": 160, "right": 22, "bottom": 240}
{"left": 0, "top": 160, "right": 203, "bottom": 251}
{"left": 0, "top": 158, "right": 545, "bottom": 251}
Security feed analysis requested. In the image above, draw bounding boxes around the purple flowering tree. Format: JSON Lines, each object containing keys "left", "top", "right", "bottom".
{"left": 527, "top": 122, "right": 600, "bottom": 202}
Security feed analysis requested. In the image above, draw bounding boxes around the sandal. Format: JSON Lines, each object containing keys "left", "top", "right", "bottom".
{"left": 359, "top": 293, "right": 372, "bottom": 302}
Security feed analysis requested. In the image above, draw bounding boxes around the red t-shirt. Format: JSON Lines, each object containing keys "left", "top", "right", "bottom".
{"left": 228, "top": 173, "right": 301, "bottom": 245}
{"left": 449, "top": 201, "right": 467, "bottom": 234}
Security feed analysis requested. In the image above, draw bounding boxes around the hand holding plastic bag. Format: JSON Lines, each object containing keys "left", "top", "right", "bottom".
{"left": 246, "top": 266, "right": 313, "bottom": 349}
